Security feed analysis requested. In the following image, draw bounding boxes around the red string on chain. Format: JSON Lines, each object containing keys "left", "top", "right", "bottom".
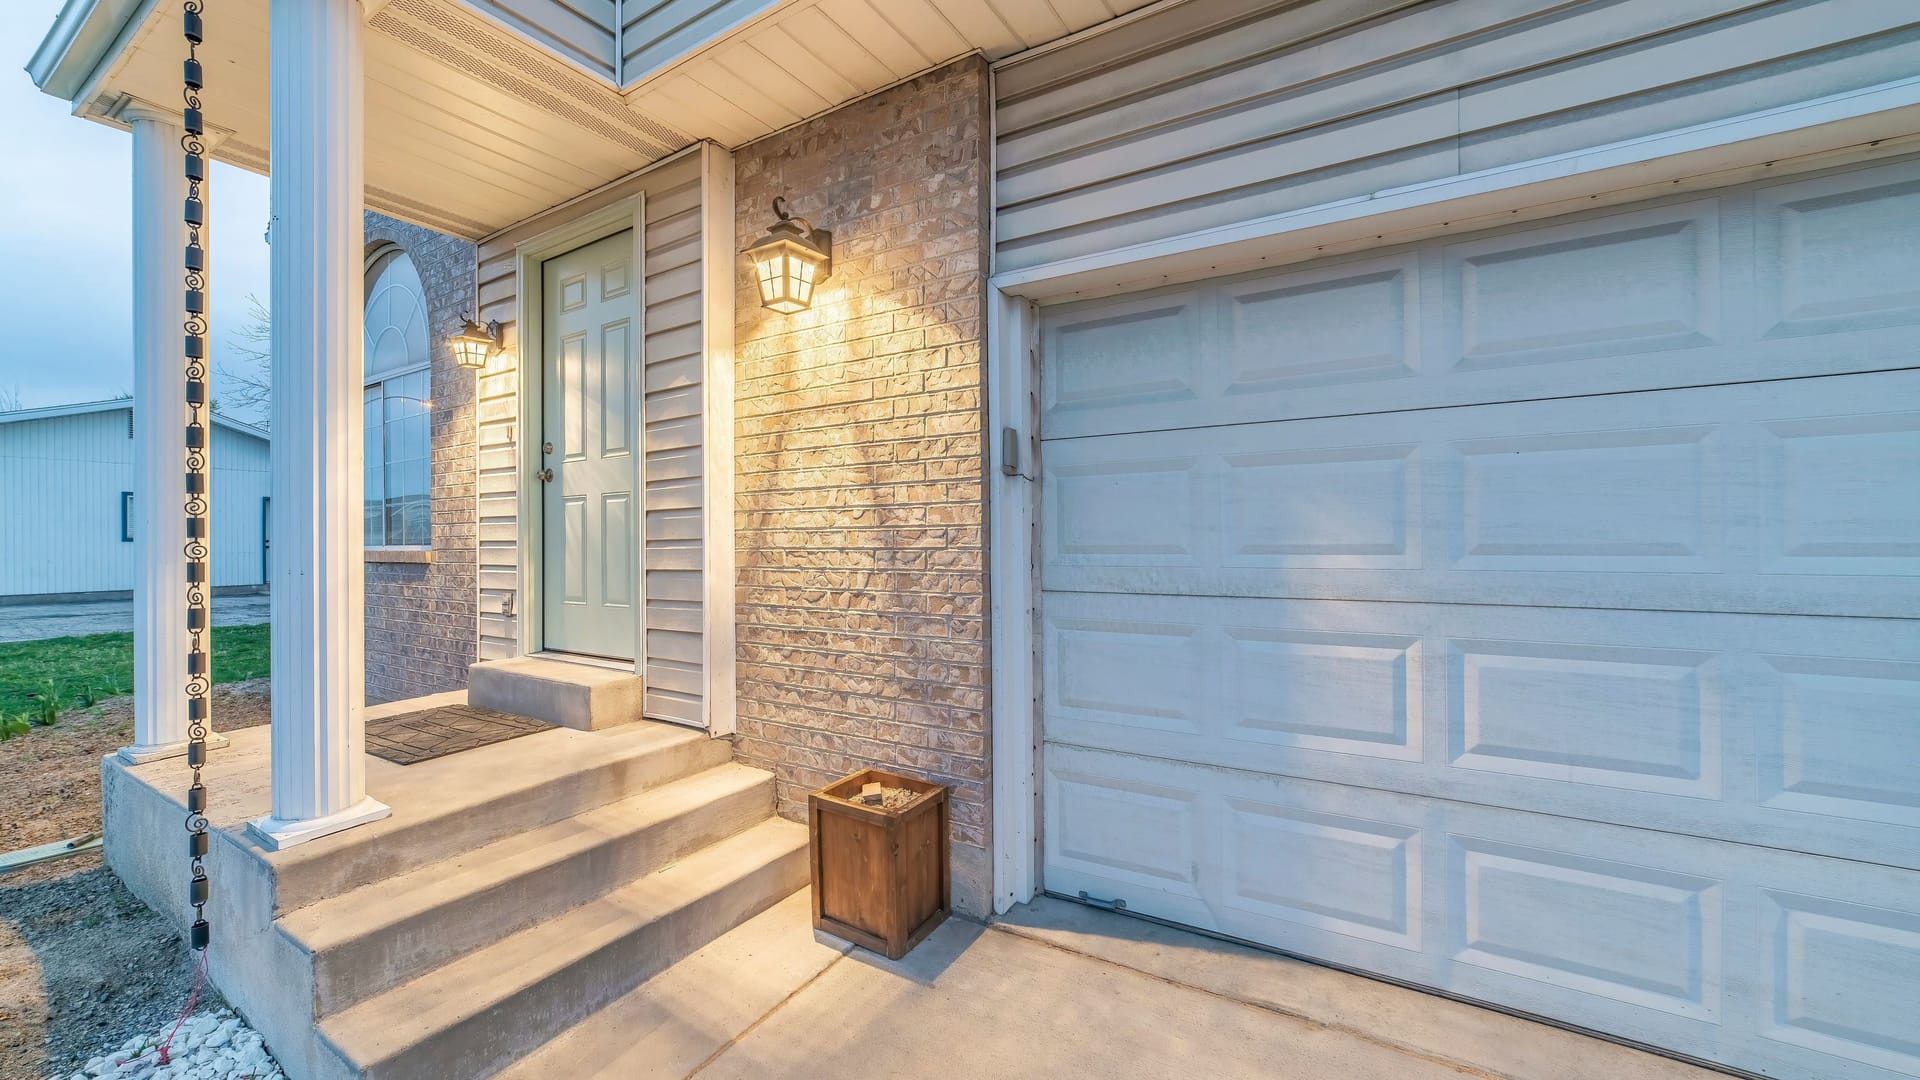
{"left": 114, "top": 947, "right": 208, "bottom": 1068}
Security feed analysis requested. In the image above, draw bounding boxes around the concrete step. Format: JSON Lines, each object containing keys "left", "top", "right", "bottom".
{"left": 316, "top": 819, "right": 811, "bottom": 1080}
{"left": 280, "top": 763, "right": 777, "bottom": 1016}
{"left": 267, "top": 720, "right": 733, "bottom": 914}
{"left": 468, "top": 656, "right": 645, "bottom": 731}
{"left": 495, "top": 890, "right": 846, "bottom": 1080}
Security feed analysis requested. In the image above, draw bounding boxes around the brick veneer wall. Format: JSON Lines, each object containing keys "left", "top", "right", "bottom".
{"left": 731, "top": 58, "right": 995, "bottom": 916}
{"left": 363, "top": 213, "right": 480, "bottom": 704}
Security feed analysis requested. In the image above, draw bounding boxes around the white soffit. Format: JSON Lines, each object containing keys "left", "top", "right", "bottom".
{"left": 47, "top": 0, "right": 1153, "bottom": 237}
{"left": 620, "top": 0, "right": 1161, "bottom": 148}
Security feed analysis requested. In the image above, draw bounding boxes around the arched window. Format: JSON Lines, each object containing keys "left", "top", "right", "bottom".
{"left": 364, "top": 247, "right": 432, "bottom": 548}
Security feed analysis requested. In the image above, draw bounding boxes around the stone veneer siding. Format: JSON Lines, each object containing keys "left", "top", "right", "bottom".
{"left": 363, "top": 212, "right": 480, "bottom": 704}
{"left": 730, "top": 58, "right": 994, "bottom": 916}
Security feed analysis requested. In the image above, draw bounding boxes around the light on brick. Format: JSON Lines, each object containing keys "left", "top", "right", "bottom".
{"left": 747, "top": 196, "right": 832, "bottom": 314}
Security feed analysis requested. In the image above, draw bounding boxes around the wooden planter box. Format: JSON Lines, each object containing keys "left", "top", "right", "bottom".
{"left": 809, "top": 768, "right": 949, "bottom": 960}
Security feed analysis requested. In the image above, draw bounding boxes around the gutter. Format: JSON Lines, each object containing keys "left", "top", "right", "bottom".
{"left": 23, "top": 0, "right": 145, "bottom": 102}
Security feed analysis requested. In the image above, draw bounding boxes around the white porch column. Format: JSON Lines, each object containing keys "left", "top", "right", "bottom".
{"left": 123, "top": 106, "right": 194, "bottom": 763}
{"left": 248, "top": 0, "right": 389, "bottom": 850}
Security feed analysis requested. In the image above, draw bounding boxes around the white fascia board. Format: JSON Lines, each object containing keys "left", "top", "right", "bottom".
{"left": 25, "top": 0, "right": 147, "bottom": 101}
{"left": 993, "top": 75, "right": 1920, "bottom": 303}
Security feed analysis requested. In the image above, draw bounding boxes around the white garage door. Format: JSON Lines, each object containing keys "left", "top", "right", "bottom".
{"left": 1038, "top": 158, "right": 1920, "bottom": 1080}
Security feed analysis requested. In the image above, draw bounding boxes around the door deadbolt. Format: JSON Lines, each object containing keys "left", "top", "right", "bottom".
{"left": 542, "top": 441, "right": 554, "bottom": 455}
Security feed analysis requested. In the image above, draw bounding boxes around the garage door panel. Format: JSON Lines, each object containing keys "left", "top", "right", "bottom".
{"left": 1037, "top": 158, "right": 1920, "bottom": 1079}
{"left": 1042, "top": 158, "right": 1920, "bottom": 441}
{"left": 1441, "top": 200, "right": 1721, "bottom": 372}
{"left": 1447, "top": 637, "right": 1716, "bottom": 798}
{"left": 1044, "top": 744, "right": 1920, "bottom": 1080}
{"left": 1041, "top": 591, "right": 1920, "bottom": 872}
{"left": 1755, "top": 165, "right": 1920, "bottom": 340}
{"left": 1043, "top": 370, "right": 1920, "bottom": 616}
{"left": 1757, "top": 654, "right": 1920, "bottom": 831}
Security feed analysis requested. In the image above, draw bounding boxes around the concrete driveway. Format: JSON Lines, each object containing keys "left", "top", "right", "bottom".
{"left": 508, "top": 892, "right": 1719, "bottom": 1080}
{"left": 0, "top": 593, "right": 269, "bottom": 643}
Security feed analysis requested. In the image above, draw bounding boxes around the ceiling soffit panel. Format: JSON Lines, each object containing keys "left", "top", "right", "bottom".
{"left": 375, "top": 0, "right": 691, "bottom": 159}
{"left": 618, "top": 0, "right": 1164, "bottom": 149}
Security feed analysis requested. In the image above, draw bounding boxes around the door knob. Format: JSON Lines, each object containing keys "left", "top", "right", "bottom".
{"left": 537, "top": 467, "right": 554, "bottom": 483}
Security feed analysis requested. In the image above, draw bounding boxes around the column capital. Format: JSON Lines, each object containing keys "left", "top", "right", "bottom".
{"left": 113, "top": 97, "right": 178, "bottom": 128}
{"left": 112, "top": 95, "right": 234, "bottom": 150}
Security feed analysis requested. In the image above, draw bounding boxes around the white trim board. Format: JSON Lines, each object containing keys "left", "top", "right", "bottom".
{"left": 991, "top": 75, "right": 1920, "bottom": 304}
{"left": 697, "top": 141, "right": 738, "bottom": 738}
{"left": 980, "top": 74, "right": 1920, "bottom": 914}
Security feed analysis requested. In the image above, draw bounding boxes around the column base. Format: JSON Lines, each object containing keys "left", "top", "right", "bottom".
{"left": 117, "top": 731, "right": 231, "bottom": 765}
{"left": 246, "top": 796, "right": 392, "bottom": 851}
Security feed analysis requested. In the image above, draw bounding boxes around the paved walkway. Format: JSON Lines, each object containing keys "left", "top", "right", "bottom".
{"left": 0, "top": 594, "right": 270, "bottom": 643}
{"left": 508, "top": 893, "right": 1719, "bottom": 1080}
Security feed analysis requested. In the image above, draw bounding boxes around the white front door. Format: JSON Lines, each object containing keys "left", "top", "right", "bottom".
{"left": 1037, "top": 158, "right": 1920, "bottom": 1080}
{"left": 541, "top": 229, "right": 639, "bottom": 660}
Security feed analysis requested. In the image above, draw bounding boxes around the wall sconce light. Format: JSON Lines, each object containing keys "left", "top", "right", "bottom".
{"left": 746, "top": 197, "right": 832, "bottom": 314}
{"left": 450, "top": 316, "right": 500, "bottom": 370}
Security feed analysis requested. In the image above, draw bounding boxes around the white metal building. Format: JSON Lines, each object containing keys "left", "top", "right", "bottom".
{"left": 0, "top": 399, "right": 271, "bottom": 597}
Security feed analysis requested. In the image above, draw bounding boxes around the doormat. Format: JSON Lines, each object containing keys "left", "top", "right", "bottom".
{"left": 366, "top": 704, "right": 553, "bottom": 765}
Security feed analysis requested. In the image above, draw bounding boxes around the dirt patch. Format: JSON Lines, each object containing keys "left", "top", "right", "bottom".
{"left": 0, "top": 868, "right": 229, "bottom": 1080}
{"left": 0, "top": 680, "right": 270, "bottom": 888}
{"left": 0, "top": 683, "right": 267, "bottom": 1079}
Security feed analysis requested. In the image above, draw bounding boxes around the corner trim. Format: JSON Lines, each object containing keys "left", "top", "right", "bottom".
{"left": 986, "top": 288, "right": 1039, "bottom": 914}
{"left": 698, "top": 141, "right": 739, "bottom": 738}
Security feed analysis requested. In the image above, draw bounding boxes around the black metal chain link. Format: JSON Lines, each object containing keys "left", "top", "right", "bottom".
{"left": 181, "top": 0, "right": 212, "bottom": 956}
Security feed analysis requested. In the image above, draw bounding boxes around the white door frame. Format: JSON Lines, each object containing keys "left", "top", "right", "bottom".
{"left": 513, "top": 195, "right": 646, "bottom": 669}
{"left": 983, "top": 76, "right": 1920, "bottom": 914}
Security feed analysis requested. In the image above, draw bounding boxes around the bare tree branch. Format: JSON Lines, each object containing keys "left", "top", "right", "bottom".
{"left": 216, "top": 292, "right": 273, "bottom": 426}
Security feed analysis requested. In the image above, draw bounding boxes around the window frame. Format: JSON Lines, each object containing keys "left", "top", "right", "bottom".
{"left": 120, "top": 491, "right": 133, "bottom": 542}
{"left": 362, "top": 244, "right": 434, "bottom": 551}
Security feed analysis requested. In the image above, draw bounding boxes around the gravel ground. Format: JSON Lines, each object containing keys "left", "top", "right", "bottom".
{"left": 0, "top": 682, "right": 276, "bottom": 1079}
{"left": 0, "top": 868, "right": 233, "bottom": 1080}
{"left": 61, "top": 1009, "right": 284, "bottom": 1080}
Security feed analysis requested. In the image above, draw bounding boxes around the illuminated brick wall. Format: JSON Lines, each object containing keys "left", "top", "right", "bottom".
{"left": 730, "top": 57, "right": 994, "bottom": 916}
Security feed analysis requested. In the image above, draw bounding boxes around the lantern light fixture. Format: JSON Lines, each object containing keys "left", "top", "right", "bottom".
{"left": 747, "top": 197, "right": 832, "bottom": 314}
{"left": 450, "top": 316, "right": 500, "bottom": 371}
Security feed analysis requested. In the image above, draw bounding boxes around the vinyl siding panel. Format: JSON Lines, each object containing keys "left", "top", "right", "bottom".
{"left": 461, "top": 0, "right": 620, "bottom": 77}
{"left": 0, "top": 410, "right": 270, "bottom": 596}
{"left": 473, "top": 150, "right": 714, "bottom": 727}
{"left": 620, "top": 0, "right": 780, "bottom": 86}
{"left": 992, "top": 0, "right": 1920, "bottom": 271}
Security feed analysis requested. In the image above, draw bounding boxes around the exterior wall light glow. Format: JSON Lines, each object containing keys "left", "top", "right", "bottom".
{"left": 747, "top": 197, "right": 832, "bottom": 314}
{"left": 450, "top": 317, "right": 500, "bottom": 370}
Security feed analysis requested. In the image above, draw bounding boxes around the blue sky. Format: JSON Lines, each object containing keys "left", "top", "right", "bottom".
{"left": 0, "top": 2, "right": 273, "bottom": 422}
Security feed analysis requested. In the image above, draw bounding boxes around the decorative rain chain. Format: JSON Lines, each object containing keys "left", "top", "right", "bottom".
{"left": 181, "top": 0, "right": 213, "bottom": 956}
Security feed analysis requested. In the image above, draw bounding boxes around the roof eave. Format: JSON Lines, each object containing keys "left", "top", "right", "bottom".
{"left": 25, "top": 0, "right": 146, "bottom": 103}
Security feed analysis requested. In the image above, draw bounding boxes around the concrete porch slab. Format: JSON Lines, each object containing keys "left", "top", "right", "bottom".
{"left": 530, "top": 894, "right": 1722, "bottom": 1080}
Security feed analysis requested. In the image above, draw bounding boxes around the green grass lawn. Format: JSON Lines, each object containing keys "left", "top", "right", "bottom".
{"left": 0, "top": 623, "right": 270, "bottom": 720}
